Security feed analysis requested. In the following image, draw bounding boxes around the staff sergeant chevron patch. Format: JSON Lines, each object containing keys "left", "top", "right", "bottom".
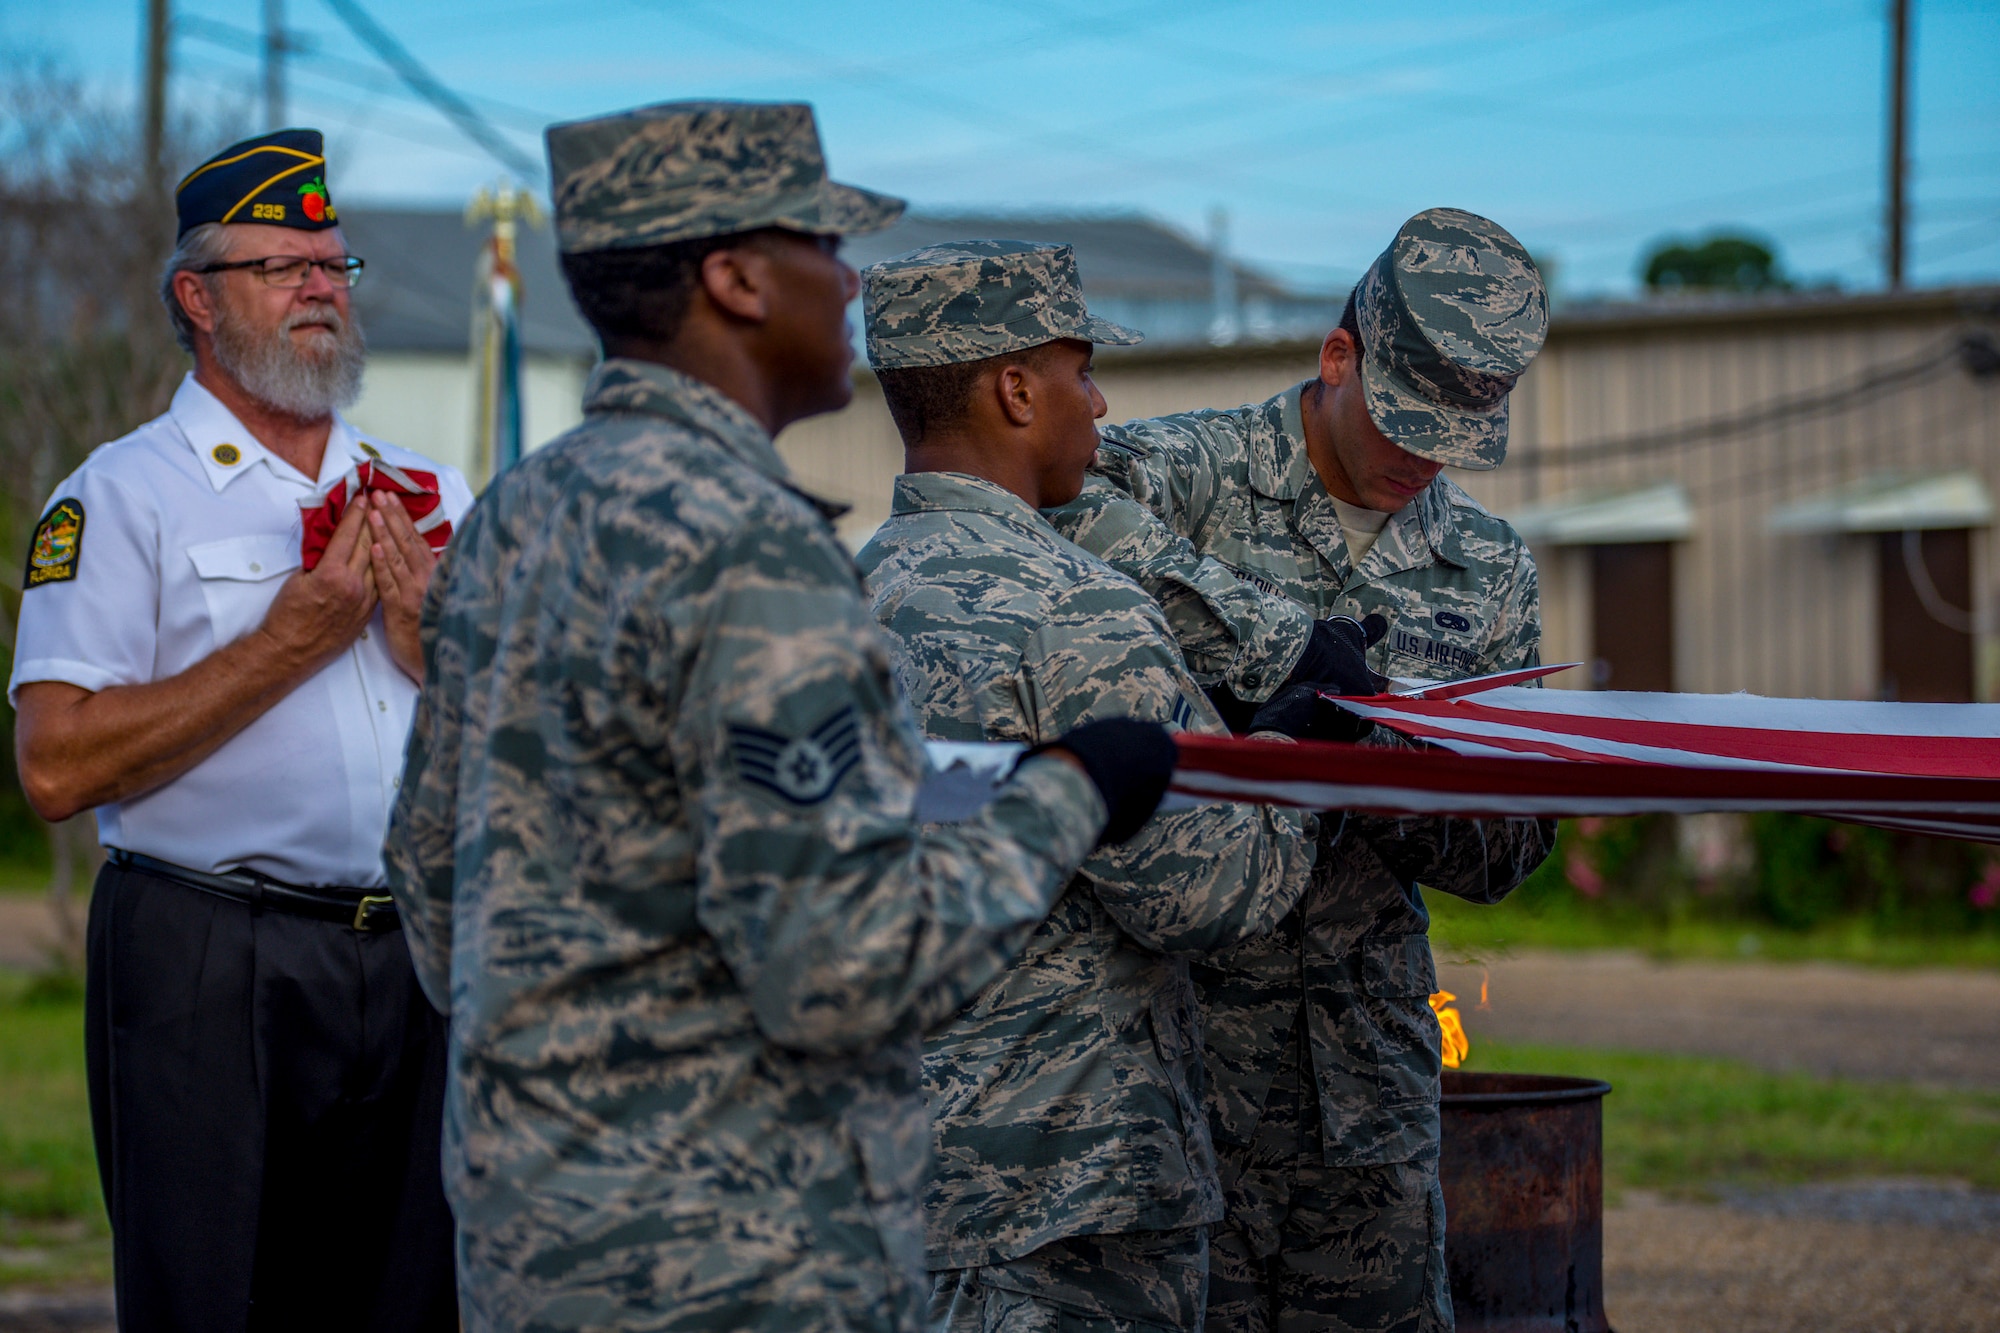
{"left": 728, "top": 705, "right": 864, "bottom": 806}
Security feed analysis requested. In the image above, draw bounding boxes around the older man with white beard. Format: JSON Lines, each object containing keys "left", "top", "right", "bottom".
{"left": 10, "top": 130, "right": 471, "bottom": 1333}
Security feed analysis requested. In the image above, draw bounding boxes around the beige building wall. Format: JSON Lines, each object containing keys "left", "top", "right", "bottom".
{"left": 348, "top": 352, "right": 590, "bottom": 486}
{"left": 1479, "top": 290, "right": 1999, "bottom": 701}
{"left": 775, "top": 347, "right": 1313, "bottom": 551}
{"left": 777, "top": 287, "right": 2000, "bottom": 701}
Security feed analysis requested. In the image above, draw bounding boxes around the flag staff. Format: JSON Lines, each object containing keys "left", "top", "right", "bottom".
{"left": 465, "top": 180, "right": 542, "bottom": 486}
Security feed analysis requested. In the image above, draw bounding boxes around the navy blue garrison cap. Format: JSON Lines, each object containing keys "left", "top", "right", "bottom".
{"left": 175, "top": 129, "right": 339, "bottom": 239}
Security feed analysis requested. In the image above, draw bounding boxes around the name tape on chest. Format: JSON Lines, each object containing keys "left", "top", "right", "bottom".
{"left": 1227, "top": 562, "right": 1282, "bottom": 597}
{"left": 25, "top": 499, "right": 84, "bottom": 588}
{"left": 1389, "top": 627, "right": 1479, "bottom": 675}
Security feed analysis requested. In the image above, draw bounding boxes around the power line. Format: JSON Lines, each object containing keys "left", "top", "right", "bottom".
{"left": 173, "top": 46, "right": 525, "bottom": 169}
{"left": 1681, "top": 396, "right": 1983, "bottom": 508}
{"left": 1030, "top": 3, "right": 1845, "bottom": 182}
{"left": 870, "top": 2, "right": 1870, "bottom": 222}
{"left": 853, "top": 0, "right": 1703, "bottom": 190}
{"left": 645, "top": 0, "right": 1249, "bottom": 196}
{"left": 318, "top": 0, "right": 542, "bottom": 181}
{"left": 648, "top": 0, "right": 1712, "bottom": 217}
{"left": 1499, "top": 148, "right": 2000, "bottom": 247}
{"left": 175, "top": 13, "right": 557, "bottom": 131}
{"left": 1921, "top": 214, "right": 2000, "bottom": 262}
{"left": 1517, "top": 332, "right": 1986, "bottom": 470}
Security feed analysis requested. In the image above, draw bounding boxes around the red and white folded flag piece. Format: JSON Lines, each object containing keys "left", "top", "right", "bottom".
{"left": 299, "top": 458, "right": 452, "bottom": 572}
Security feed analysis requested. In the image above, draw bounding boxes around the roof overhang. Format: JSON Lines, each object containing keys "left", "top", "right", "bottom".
{"left": 1768, "top": 472, "right": 1995, "bottom": 535}
{"left": 1506, "top": 483, "right": 1694, "bottom": 545}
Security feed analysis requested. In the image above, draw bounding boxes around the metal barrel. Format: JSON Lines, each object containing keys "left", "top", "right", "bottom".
{"left": 1439, "top": 1070, "right": 1614, "bottom": 1333}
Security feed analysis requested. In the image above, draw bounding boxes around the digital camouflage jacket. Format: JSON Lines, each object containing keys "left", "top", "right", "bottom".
{"left": 1049, "top": 382, "right": 1558, "bottom": 1168}
{"left": 856, "top": 471, "right": 1316, "bottom": 1269}
{"left": 385, "top": 362, "right": 1106, "bottom": 1333}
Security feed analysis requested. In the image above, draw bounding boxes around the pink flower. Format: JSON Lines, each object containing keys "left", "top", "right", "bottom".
{"left": 1568, "top": 849, "right": 1605, "bottom": 898}
{"left": 1970, "top": 863, "right": 2000, "bottom": 911}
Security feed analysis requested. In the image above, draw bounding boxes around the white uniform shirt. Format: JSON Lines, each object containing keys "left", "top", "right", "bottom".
{"left": 9, "top": 375, "right": 474, "bottom": 887}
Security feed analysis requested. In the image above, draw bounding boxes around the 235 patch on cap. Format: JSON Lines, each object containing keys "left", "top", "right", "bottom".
{"left": 25, "top": 499, "right": 84, "bottom": 587}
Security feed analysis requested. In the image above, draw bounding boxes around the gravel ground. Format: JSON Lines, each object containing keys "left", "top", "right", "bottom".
{"left": 0, "top": 897, "right": 78, "bottom": 972}
{"left": 1434, "top": 950, "right": 2000, "bottom": 1331}
{"left": 0, "top": 1292, "right": 111, "bottom": 1333}
{"left": 10, "top": 1195, "right": 1998, "bottom": 1333}
{"left": 1605, "top": 1188, "right": 2000, "bottom": 1333}
{"left": 1436, "top": 947, "right": 2000, "bottom": 1089}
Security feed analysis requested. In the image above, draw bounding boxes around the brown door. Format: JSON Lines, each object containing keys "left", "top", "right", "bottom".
{"left": 1590, "top": 543, "right": 1674, "bottom": 691}
{"left": 1878, "top": 528, "right": 1975, "bottom": 702}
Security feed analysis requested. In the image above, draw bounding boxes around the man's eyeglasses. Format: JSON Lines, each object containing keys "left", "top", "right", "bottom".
{"left": 195, "top": 255, "right": 366, "bottom": 289}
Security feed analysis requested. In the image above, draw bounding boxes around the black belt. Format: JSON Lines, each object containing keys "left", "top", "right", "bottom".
{"left": 106, "top": 849, "right": 402, "bottom": 932}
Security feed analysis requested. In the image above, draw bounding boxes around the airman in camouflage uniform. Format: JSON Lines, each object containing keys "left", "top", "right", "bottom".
{"left": 855, "top": 241, "right": 1319, "bottom": 1332}
{"left": 1049, "top": 209, "right": 1562, "bottom": 1333}
{"left": 385, "top": 104, "right": 1176, "bottom": 1333}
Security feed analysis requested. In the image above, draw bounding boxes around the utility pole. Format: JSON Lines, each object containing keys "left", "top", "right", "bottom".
{"left": 1885, "top": 0, "right": 1910, "bottom": 289}
{"left": 263, "top": 0, "right": 286, "bottom": 128}
{"left": 142, "top": 0, "right": 170, "bottom": 196}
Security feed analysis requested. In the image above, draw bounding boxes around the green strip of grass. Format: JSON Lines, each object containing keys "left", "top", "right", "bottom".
{"left": 1428, "top": 889, "right": 2000, "bottom": 969}
{"left": 1467, "top": 1039, "right": 2000, "bottom": 1195}
{"left": 0, "top": 862, "right": 55, "bottom": 896}
{"left": 0, "top": 981, "right": 108, "bottom": 1289}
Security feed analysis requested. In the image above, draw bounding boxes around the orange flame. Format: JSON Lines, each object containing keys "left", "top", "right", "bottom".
{"left": 1431, "top": 990, "right": 1469, "bottom": 1069}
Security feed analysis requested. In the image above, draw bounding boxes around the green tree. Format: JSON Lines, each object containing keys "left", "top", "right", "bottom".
{"left": 1, "top": 63, "right": 241, "bottom": 963}
{"left": 1641, "top": 233, "right": 1791, "bottom": 293}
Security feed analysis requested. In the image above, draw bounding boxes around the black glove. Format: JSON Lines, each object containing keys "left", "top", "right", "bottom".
{"left": 1247, "top": 682, "right": 1375, "bottom": 743}
{"left": 1203, "top": 683, "right": 1259, "bottom": 735}
{"left": 1025, "top": 717, "right": 1177, "bottom": 846}
{"left": 1283, "top": 613, "right": 1390, "bottom": 696}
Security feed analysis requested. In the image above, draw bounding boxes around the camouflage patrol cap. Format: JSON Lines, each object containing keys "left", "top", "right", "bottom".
{"left": 863, "top": 239, "right": 1143, "bottom": 370}
{"left": 1353, "top": 207, "right": 1548, "bottom": 470}
{"left": 545, "top": 100, "right": 904, "bottom": 254}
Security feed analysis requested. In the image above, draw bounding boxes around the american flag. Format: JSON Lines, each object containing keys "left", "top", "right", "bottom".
{"left": 1167, "top": 672, "right": 2000, "bottom": 844}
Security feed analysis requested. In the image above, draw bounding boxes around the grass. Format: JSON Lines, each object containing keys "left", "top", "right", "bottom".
{"left": 1, "top": 977, "right": 1995, "bottom": 1291}
{"left": 1466, "top": 1039, "right": 2000, "bottom": 1197}
{"left": 0, "top": 973, "right": 108, "bottom": 1290}
{"left": 0, "top": 860, "right": 51, "bottom": 896}
{"left": 1427, "top": 888, "right": 2000, "bottom": 970}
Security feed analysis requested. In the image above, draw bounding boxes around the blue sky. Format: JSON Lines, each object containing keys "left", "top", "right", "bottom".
{"left": 9, "top": 0, "right": 1997, "bottom": 296}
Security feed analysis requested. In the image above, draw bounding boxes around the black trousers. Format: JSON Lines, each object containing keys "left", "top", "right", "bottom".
{"left": 85, "top": 861, "right": 458, "bottom": 1333}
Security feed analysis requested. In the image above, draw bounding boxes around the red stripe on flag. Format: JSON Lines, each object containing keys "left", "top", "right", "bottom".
{"left": 1357, "top": 699, "right": 2000, "bottom": 778}
{"left": 1170, "top": 732, "right": 2000, "bottom": 811}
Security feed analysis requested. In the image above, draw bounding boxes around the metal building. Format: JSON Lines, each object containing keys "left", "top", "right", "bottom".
{"left": 339, "top": 207, "right": 2000, "bottom": 702}
{"left": 780, "top": 286, "right": 2000, "bottom": 702}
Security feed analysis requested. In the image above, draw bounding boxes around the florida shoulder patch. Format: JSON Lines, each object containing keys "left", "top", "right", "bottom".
{"left": 25, "top": 499, "right": 84, "bottom": 588}
{"left": 729, "top": 705, "right": 864, "bottom": 806}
